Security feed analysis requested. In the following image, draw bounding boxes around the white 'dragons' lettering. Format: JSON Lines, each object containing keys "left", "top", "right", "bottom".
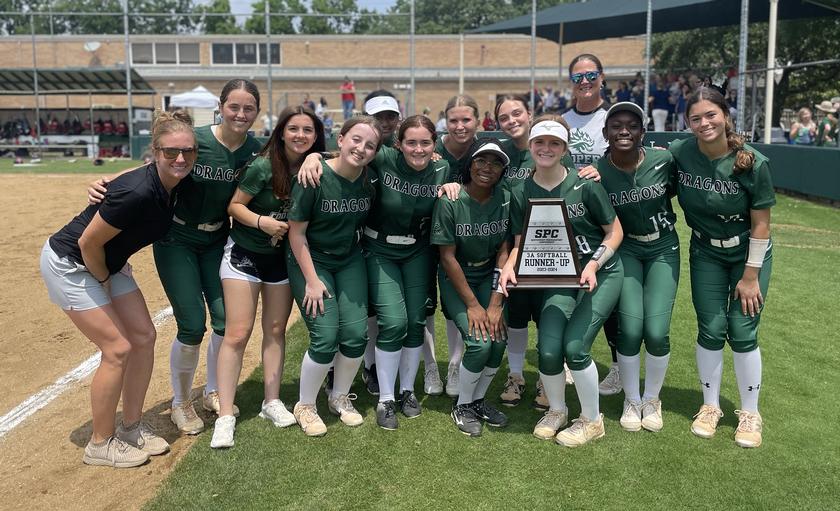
{"left": 678, "top": 170, "right": 740, "bottom": 195}
{"left": 192, "top": 163, "right": 235, "bottom": 181}
{"left": 609, "top": 183, "right": 668, "bottom": 206}
{"left": 381, "top": 172, "right": 440, "bottom": 197}
{"left": 455, "top": 219, "right": 509, "bottom": 237}
{"left": 320, "top": 197, "right": 372, "bottom": 213}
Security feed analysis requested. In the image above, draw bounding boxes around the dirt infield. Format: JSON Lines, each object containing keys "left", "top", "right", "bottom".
{"left": 0, "top": 174, "right": 279, "bottom": 510}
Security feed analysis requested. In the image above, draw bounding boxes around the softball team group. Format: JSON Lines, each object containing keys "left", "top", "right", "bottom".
{"left": 40, "top": 52, "right": 775, "bottom": 469}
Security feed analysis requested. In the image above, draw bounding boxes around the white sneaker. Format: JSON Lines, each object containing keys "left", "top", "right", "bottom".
{"left": 259, "top": 399, "right": 297, "bottom": 427}
{"left": 620, "top": 400, "right": 642, "bottom": 432}
{"left": 210, "top": 415, "right": 236, "bottom": 449}
{"left": 171, "top": 401, "right": 205, "bottom": 435}
{"left": 640, "top": 398, "right": 663, "bottom": 432}
{"left": 293, "top": 403, "right": 327, "bottom": 437}
{"left": 598, "top": 363, "right": 622, "bottom": 396}
{"left": 424, "top": 366, "right": 444, "bottom": 396}
{"left": 555, "top": 414, "right": 606, "bottom": 447}
{"left": 328, "top": 393, "right": 364, "bottom": 426}
{"left": 115, "top": 421, "right": 170, "bottom": 455}
{"left": 734, "top": 410, "right": 763, "bottom": 448}
{"left": 445, "top": 364, "right": 459, "bottom": 398}
{"left": 533, "top": 408, "right": 568, "bottom": 440}
{"left": 202, "top": 391, "right": 240, "bottom": 417}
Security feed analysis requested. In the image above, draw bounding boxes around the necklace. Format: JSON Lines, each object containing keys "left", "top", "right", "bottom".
{"left": 609, "top": 147, "right": 644, "bottom": 172}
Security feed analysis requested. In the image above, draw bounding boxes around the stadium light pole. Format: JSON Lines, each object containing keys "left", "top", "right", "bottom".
{"left": 643, "top": 0, "right": 652, "bottom": 125}
{"left": 30, "top": 13, "right": 42, "bottom": 146}
{"left": 265, "top": 0, "right": 273, "bottom": 132}
{"left": 123, "top": 0, "right": 134, "bottom": 160}
{"left": 409, "top": 0, "right": 415, "bottom": 115}
{"left": 458, "top": 33, "right": 464, "bottom": 94}
{"left": 736, "top": 0, "right": 749, "bottom": 133}
{"left": 763, "top": 0, "right": 778, "bottom": 143}
{"left": 529, "top": 0, "right": 536, "bottom": 110}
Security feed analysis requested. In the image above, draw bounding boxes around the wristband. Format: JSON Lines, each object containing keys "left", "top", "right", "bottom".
{"left": 746, "top": 237, "right": 769, "bottom": 268}
{"left": 492, "top": 267, "right": 504, "bottom": 294}
{"left": 591, "top": 244, "right": 615, "bottom": 270}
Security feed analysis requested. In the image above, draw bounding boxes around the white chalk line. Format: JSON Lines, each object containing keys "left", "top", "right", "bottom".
{"left": 0, "top": 306, "right": 174, "bottom": 439}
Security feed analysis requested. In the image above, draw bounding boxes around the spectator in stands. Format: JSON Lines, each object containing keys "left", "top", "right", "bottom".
{"left": 790, "top": 107, "right": 817, "bottom": 145}
{"left": 435, "top": 111, "right": 447, "bottom": 133}
{"left": 675, "top": 83, "right": 691, "bottom": 131}
{"left": 631, "top": 85, "right": 645, "bottom": 109}
{"left": 340, "top": 76, "right": 356, "bottom": 121}
{"left": 316, "top": 97, "right": 327, "bottom": 120}
{"left": 323, "top": 113, "right": 334, "bottom": 139}
{"left": 543, "top": 86, "right": 556, "bottom": 112}
{"left": 482, "top": 111, "right": 495, "bottom": 131}
{"left": 815, "top": 100, "right": 837, "bottom": 147}
{"left": 302, "top": 94, "right": 316, "bottom": 112}
{"left": 616, "top": 81, "right": 632, "bottom": 103}
{"left": 649, "top": 77, "right": 670, "bottom": 131}
{"left": 556, "top": 90, "right": 568, "bottom": 113}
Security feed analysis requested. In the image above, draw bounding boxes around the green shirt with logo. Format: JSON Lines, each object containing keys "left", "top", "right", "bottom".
{"left": 365, "top": 146, "right": 451, "bottom": 259}
{"left": 597, "top": 148, "right": 678, "bottom": 239}
{"left": 670, "top": 138, "right": 775, "bottom": 240}
{"left": 230, "top": 156, "right": 291, "bottom": 255}
{"left": 288, "top": 160, "right": 373, "bottom": 269}
{"left": 432, "top": 187, "right": 511, "bottom": 283}
{"left": 511, "top": 170, "right": 615, "bottom": 265}
{"left": 435, "top": 137, "right": 473, "bottom": 184}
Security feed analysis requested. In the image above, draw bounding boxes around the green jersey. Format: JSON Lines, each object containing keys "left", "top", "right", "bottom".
{"left": 431, "top": 187, "right": 511, "bottom": 283}
{"left": 501, "top": 139, "right": 534, "bottom": 194}
{"left": 435, "top": 137, "right": 473, "bottom": 183}
{"left": 288, "top": 160, "right": 373, "bottom": 267}
{"left": 230, "top": 156, "right": 291, "bottom": 255}
{"left": 176, "top": 125, "right": 262, "bottom": 226}
{"left": 598, "top": 148, "right": 678, "bottom": 238}
{"left": 511, "top": 170, "right": 615, "bottom": 264}
{"left": 670, "top": 138, "right": 775, "bottom": 240}
{"left": 365, "top": 146, "right": 451, "bottom": 259}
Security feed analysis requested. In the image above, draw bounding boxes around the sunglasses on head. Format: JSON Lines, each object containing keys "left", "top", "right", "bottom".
{"left": 570, "top": 70, "right": 601, "bottom": 84}
{"left": 156, "top": 146, "right": 197, "bottom": 160}
{"left": 472, "top": 157, "right": 505, "bottom": 172}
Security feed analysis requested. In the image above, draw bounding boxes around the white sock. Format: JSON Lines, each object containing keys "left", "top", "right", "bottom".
{"left": 472, "top": 366, "right": 499, "bottom": 401}
{"left": 332, "top": 352, "right": 364, "bottom": 398}
{"left": 696, "top": 344, "right": 723, "bottom": 409}
{"left": 506, "top": 327, "right": 528, "bottom": 376}
{"left": 456, "top": 363, "right": 482, "bottom": 406}
{"left": 422, "top": 315, "right": 438, "bottom": 368}
{"left": 617, "top": 353, "right": 641, "bottom": 403}
{"left": 205, "top": 332, "right": 223, "bottom": 395}
{"left": 539, "top": 371, "right": 567, "bottom": 411}
{"left": 374, "top": 347, "right": 401, "bottom": 402}
{"left": 364, "top": 317, "right": 378, "bottom": 369}
{"left": 642, "top": 352, "right": 670, "bottom": 401}
{"left": 446, "top": 320, "right": 463, "bottom": 369}
{"left": 299, "top": 352, "right": 331, "bottom": 405}
{"left": 399, "top": 346, "right": 422, "bottom": 393}
{"left": 169, "top": 338, "right": 200, "bottom": 407}
{"left": 733, "top": 347, "right": 762, "bottom": 413}
{"left": 571, "top": 364, "right": 600, "bottom": 421}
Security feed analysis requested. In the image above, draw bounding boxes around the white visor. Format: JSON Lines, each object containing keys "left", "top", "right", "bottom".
{"left": 470, "top": 141, "right": 510, "bottom": 167}
{"left": 528, "top": 121, "right": 569, "bottom": 143}
{"left": 365, "top": 96, "right": 400, "bottom": 116}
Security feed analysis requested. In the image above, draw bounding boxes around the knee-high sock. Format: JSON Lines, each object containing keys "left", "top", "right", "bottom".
{"left": 422, "top": 316, "right": 438, "bottom": 369}
{"left": 696, "top": 344, "right": 723, "bottom": 409}
{"left": 375, "top": 347, "right": 401, "bottom": 402}
{"left": 170, "top": 338, "right": 200, "bottom": 406}
{"left": 446, "top": 320, "right": 463, "bottom": 368}
{"left": 733, "top": 347, "right": 762, "bottom": 413}
{"left": 399, "top": 346, "right": 422, "bottom": 393}
{"left": 472, "top": 366, "right": 499, "bottom": 402}
{"left": 299, "top": 352, "right": 331, "bottom": 405}
{"left": 539, "top": 371, "right": 567, "bottom": 411}
{"left": 364, "top": 316, "right": 378, "bottom": 369}
{"left": 571, "top": 364, "right": 600, "bottom": 421}
{"left": 506, "top": 327, "right": 528, "bottom": 376}
{"left": 205, "top": 332, "right": 223, "bottom": 395}
{"left": 456, "top": 363, "right": 482, "bottom": 406}
{"left": 332, "top": 352, "right": 364, "bottom": 398}
{"left": 642, "top": 352, "right": 670, "bottom": 401}
{"left": 617, "top": 353, "right": 641, "bottom": 403}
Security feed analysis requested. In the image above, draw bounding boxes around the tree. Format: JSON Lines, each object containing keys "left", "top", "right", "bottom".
{"left": 298, "top": 0, "right": 358, "bottom": 35}
{"left": 199, "top": 0, "right": 240, "bottom": 34}
{"left": 51, "top": 0, "right": 124, "bottom": 35}
{"left": 244, "top": 0, "right": 304, "bottom": 35}
{"left": 130, "top": 0, "right": 197, "bottom": 34}
{"left": 652, "top": 17, "right": 840, "bottom": 125}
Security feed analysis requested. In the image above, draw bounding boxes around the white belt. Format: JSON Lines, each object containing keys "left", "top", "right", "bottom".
{"left": 364, "top": 226, "right": 416, "bottom": 246}
{"left": 173, "top": 215, "right": 225, "bottom": 233}
{"left": 466, "top": 258, "right": 490, "bottom": 267}
{"left": 693, "top": 230, "right": 741, "bottom": 248}
{"left": 628, "top": 225, "right": 674, "bottom": 243}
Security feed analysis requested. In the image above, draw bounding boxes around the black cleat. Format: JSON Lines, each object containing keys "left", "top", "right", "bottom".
{"left": 451, "top": 403, "right": 482, "bottom": 437}
{"left": 399, "top": 390, "right": 422, "bottom": 419}
{"left": 376, "top": 400, "right": 399, "bottom": 430}
{"left": 362, "top": 364, "right": 380, "bottom": 396}
{"left": 471, "top": 399, "right": 509, "bottom": 428}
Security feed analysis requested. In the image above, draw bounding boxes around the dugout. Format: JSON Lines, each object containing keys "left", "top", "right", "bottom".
{"left": 0, "top": 68, "right": 155, "bottom": 158}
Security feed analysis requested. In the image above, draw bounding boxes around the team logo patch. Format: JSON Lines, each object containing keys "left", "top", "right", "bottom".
{"left": 568, "top": 129, "right": 595, "bottom": 153}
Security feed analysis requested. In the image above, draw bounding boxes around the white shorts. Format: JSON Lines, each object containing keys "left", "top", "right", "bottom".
{"left": 40, "top": 240, "right": 138, "bottom": 311}
{"left": 219, "top": 237, "right": 289, "bottom": 285}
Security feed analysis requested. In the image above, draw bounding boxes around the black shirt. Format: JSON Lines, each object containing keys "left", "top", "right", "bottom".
{"left": 49, "top": 163, "right": 178, "bottom": 275}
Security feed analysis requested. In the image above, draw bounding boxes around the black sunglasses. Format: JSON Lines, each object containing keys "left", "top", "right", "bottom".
{"left": 156, "top": 146, "right": 197, "bottom": 160}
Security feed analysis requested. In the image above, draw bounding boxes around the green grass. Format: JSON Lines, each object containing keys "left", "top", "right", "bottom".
{"left": 145, "top": 193, "right": 840, "bottom": 511}
{"left": 0, "top": 158, "right": 142, "bottom": 174}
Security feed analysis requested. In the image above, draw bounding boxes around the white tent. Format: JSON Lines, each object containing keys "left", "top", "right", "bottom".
{"left": 169, "top": 86, "right": 219, "bottom": 109}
